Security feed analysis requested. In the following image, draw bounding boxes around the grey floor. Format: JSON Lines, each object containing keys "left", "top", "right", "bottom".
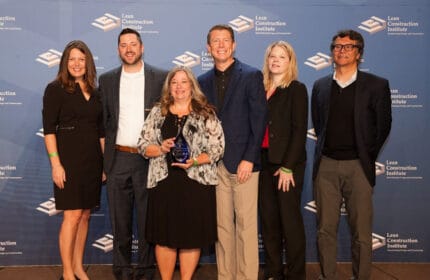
{"left": 1, "top": 263, "right": 429, "bottom": 280}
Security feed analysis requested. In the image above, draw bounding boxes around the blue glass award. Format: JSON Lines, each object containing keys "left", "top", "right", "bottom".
{"left": 171, "top": 122, "right": 190, "bottom": 163}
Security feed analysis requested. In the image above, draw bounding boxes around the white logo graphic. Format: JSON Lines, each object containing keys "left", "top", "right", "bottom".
{"left": 372, "top": 233, "right": 386, "bottom": 250}
{"left": 304, "top": 200, "right": 317, "bottom": 213}
{"left": 92, "top": 234, "right": 113, "bottom": 252}
{"left": 375, "top": 162, "right": 385, "bottom": 176}
{"left": 36, "top": 49, "right": 62, "bottom": 67}
{"left": 305, "top": 201, "right": 386, "bottom": 251}
{"left": 229, "top": 15, "right": 254, "bottom": 33}
{"left": 172, "top": 51, "right": 201, "bottom": 68}
{"left": 305, "top": 200, "right": 347, "bottom": 215}
{"left": 36, "top": 128, "right": 44, "bottom": 138}
{"left": 307, "top": 128, "right": 317, "bottom": 141}
{"left": 305, "top": 53, "right": 332, "bottom": 70}
{"left": 36, "top": 198, "right": 62, "bottom": 216}
{"left": 358, "top": 16, "right": 387, "bottom": 34}
{"left": 92, "top": 13, "right": 121, "bottom": 31}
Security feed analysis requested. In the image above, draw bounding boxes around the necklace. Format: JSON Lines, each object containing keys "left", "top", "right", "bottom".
{"left": 174, "top": 114, "right": 188, "bottom": 128}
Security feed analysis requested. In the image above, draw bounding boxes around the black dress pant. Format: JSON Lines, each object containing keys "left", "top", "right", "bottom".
{"left": 107, "top": 151, "right": 155, "bottom": 280}
{"left": 258, "top": 150, "right": 306, "bottom": 280}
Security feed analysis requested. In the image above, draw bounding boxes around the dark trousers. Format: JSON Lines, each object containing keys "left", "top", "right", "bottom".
{"left": 314, "top": 156, "right": 373, "bottom": 280}
{"left": 259, "top": 150, "right": 306, "bottom": 280}
{"left": 107, "top": 151, "right": 154, "bottom": 280}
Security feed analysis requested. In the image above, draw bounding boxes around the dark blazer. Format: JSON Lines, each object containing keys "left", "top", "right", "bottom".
{"left": 198, "top": 59, "right": 267, "bottom": 173}
{"left": 267, "top": 80, "right": 308, "bottom": 171}
{"left": 99, "top": 64, "right": 167, "bottom": 173}
{"left": 311, "top": 70, "right": 392, "bottom": 186}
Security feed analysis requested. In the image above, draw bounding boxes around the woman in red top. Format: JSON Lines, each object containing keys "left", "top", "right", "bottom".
{"left": 259, "top": 41, "right": 308, "bottom": 280}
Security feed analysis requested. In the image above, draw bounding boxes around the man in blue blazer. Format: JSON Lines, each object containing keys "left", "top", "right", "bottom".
{"left": 311, "top": 29, "right": 392, "bottom": 280}
{"left": 99, "top": 28, "right": 167, "bottom": 280}
{"left": 198, "top": 24, "right": 267, "bottom": 279}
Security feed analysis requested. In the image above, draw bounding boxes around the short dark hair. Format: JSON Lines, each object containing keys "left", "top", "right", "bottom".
{"left": 117, "top": 28, "right": 142, "bottom": 45}
{"left": 330, "top": 29, "right": 364, "bottom": 57}
{"left": 207, "top": 24, "right": 235, "bottom": 44}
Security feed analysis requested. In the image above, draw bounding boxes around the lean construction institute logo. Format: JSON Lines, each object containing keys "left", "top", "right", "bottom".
{"left": 36, "top": 128, "right": 44, "bottom": 138}
{"left": 172, "top": 51, "right": 201, "bottom": 68}
{"left": 358, "top": 16, "right": 387, "bottom": 34}
{"left": 304, "top": 52, "right": 332, "bottom": 70}
{"left": 92, "top": 234, "right": 139, "bottom": 253}
{"left": 304, "top": 201, "right": 386, "bottom": 251}
{"left": 372, "top": 233, "right": 386, "bottom": 250}
{"left": 307, "top": 128, "right": 317, "bottom": 141}
{"left": 375, "top": 162, "right": 386, "bottom": 176}
{"left": 36, "top": 49, "right": 62, "bottom": 67}
{"left": 305, "top": 200, "right": 348, "bottom": 216}
{"left": 229, "top": 15, "right": 254, "bottom": 33}
{"left": 36, "top": 197, "right": 62, "bottom": 216}
{"left": 92, "top": 234, "right": 114, "bottom": 252}
{"left": 92, "top": 13, "right": 121, "bottom": 31}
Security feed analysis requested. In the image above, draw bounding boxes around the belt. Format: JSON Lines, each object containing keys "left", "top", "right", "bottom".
{"left": 115, "top": 145, "right": 139, "bottom": 154}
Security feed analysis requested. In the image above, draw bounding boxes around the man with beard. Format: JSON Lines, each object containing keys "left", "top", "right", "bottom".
{"left": 99, "top": 28, "right": 167, "bottom": 280}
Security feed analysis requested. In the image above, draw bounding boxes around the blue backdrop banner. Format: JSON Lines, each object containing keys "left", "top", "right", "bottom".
{"left": 0, "top": 0, "right": 429, "bottom": 265}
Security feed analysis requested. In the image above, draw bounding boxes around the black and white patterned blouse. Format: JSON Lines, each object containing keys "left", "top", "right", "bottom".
{"left": 138, "top": 105, "right": 225, "bottom": 188}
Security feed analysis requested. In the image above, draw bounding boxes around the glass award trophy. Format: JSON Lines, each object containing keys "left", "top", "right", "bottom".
{"left": 171, "top": 123, "right": 190, "bottom": 163}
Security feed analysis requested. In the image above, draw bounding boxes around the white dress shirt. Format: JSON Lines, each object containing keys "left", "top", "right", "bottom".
{"left": 116, "top": 62, "right": 145, "bottom": 147}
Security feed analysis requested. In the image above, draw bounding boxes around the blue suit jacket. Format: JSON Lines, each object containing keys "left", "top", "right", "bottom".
{"left": 198, "top": 59, "right": 267, "bottom": 173}
{"left": 99, "top": 64, "right": 167, "bottom": 173}
{"left": 311, "top": 70, "right": 392, "bottom": 186}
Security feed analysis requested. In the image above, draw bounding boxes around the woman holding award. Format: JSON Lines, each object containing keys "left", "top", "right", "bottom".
{"left": 138, "top": 66, "right": 224, "bottom": 280}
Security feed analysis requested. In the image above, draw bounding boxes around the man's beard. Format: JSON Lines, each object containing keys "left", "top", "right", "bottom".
{"left": 120, "top": 52, "right": 142, "bottom": 66}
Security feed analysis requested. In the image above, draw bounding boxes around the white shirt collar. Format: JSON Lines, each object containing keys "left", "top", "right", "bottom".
{"left": 333, "top": 70, "right": 357, "bottom": 88}
{"left": 121, "top": 61, "right": 145, "bottom": 77}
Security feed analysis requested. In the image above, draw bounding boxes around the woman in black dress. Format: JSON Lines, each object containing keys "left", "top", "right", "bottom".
{"left": 42, "top": 40, "right": 105, "bottom": 280}
{"left": 138, "top": 66, "right": 224, "bottom": 280}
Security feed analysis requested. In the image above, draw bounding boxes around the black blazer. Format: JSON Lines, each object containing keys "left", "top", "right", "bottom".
{"left": 99, "top": 64, "right": 167, "bottom": 173}
{"left": 266, "top": 80, "right": 308, "bottom": 171}
{"left": 311, "top": 71, "right": 392, "bottom": 186}
{"left": 198, "top": 59, "right": 267, "bottom": 173}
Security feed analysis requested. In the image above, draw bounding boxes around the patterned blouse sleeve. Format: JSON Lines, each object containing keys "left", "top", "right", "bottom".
{"left": 205, "top": 115, "right": 225, "bottom": 163}
{"left": 42, "top": 82, "right": 62, "bottom": 135}
{"left": 137, "top": 105, "right": 161, "bottom": 158}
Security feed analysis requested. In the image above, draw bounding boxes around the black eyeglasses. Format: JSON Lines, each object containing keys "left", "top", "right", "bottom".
{"left": 332, "top": 44, "right": 359, "bottom": 52}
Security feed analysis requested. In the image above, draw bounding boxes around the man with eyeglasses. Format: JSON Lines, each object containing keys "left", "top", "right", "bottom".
{"left": 311, "top": 29, "right": 392, "bottom": 280}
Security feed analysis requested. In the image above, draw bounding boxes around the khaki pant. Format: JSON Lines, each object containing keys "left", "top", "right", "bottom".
{"left": 314, "top": 156, "right": 373, "bottom": 280}
{"left": 215, "top": 162, "right": 259, "bottom": 280}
